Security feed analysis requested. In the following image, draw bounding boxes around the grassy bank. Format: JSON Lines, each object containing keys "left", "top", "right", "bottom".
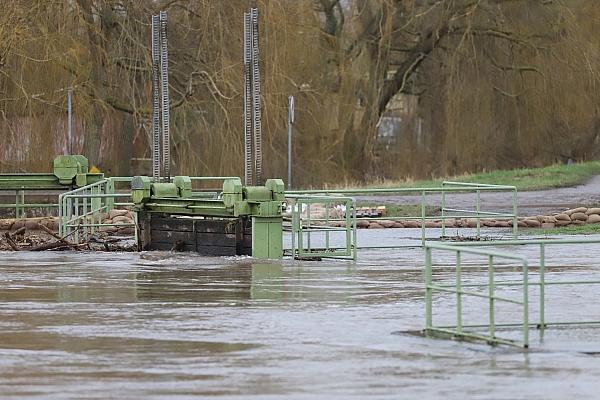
{"left": 535, "top": 223, "right": 600, "bottom": 236}
{"left": 322, "top": 161, "right": 600, "bottom": 192}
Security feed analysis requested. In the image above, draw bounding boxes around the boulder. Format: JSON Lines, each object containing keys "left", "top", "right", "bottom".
{"left": 117, "top": 226, "right": 136, "bottom": 235}
{"left": 11, "top": 220, "right": 25, "bottom": 230}
{"left": 378, "top": 220, "right": 395, "bottom": 228}
{"left": 443, "top": 219, "right": 456, "bottom": 228}
{"left": 100, "top": 226, "right": 118, "bottom": 234}
{"left": 108, "top": 209, "right": 130, "bottom": 219}
{"left": 554, "top": 213, "right": 571, "bottom": 222}
{"left": 466, "top": 219, "right": 478, "bottom": 228}
{"left": 25, "top": 219, "right": 39, "bottom": 230}
{"left": 565, "top": 207, "right": 587, "bottom": 216}
{"left": 112, "top": 215, "right": 133, "bottom": 225}
{"left": 587, "top": 214, "right": 600, "bottom": 224}
{"left": 585, "top": 208, "right": 600, "bottom": 216}
{"left": 356, "top": 220, "right": 370, "bottom": 229}
{"left": 48, "top": 220, "right": 59, "bottom": 232}
{"left": 403, "top": 220, "right": 420, "bottom": 228}
{"left": 570, "top": 212, "right": 588, "bottom": 222}
{"left": 0, "top": 219, "right": 14, "bottom": 230}
{"left": 555, "top": 220, "right": 571, "bottom": 227}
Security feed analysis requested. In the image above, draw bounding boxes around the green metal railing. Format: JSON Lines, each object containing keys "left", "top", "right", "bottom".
{"left": 287, "top": 182, "right": 518, "bottom": 248}
{"left": 59, "top": 177, "right": 135, "bottom": 243}
{"left": 0, "top": 188, "right": 60, "bottom": 218}
{"left": 440, "top": 181, "right": 518, "bottom": 239}
{"left": 286, "top": 195, "right": 357, "bottom": 260}
{"left": 425, "top": 238, "right": 600, "bottom": 348}
{"left": 424, "top": 242, "right": 530, "bottom": 347}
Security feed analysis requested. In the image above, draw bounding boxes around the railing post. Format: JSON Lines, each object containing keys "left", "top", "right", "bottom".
{"left": 476, "top": 190, "right": 481, "bottom": 238}
{"left": 421, "top": 191, "right": 426, "bottom": 246}
{"left": 441, "top": 186, "right": 446, "bottom": 238}
{"left": 425, "top": 246, "right": 433, "bottom": 331}
{"left": 488, "top": 254, "right": 495, "bottom": 341}
{"left": 512, "top": 189, "right": 519, "bottom": 239}
{"left": 74, "top": 195, "right": 79, "bottom": 244}
{"left": 306, "top": 202, "right": 311, "bottom": 252}
{"left": 351, "top": 200, "right": 357, "bottom": 261}
{"left": 291, "top": 202, "right": 297, "bottom": 259}
{"left": 58, "top": 193, "right": 63, "bottom": 237}
{"left": 539, "top": 243, "right": 545, "bottom": 332}
{"left": 325, "top": 200, "right": 330, "bottom": 251}
{"left": 456, "top": 250, "right": 463, "bottom": 336}
{"left": 523, "top": 259, "right": 529, "bottom": 348}
{"left": 297, "top": 201, "right": 304, "bottom": 258}
{"left": 106, "top": 178, "right": 115, "bottom": 211}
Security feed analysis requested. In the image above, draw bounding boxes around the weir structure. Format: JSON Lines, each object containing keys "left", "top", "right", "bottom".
{"left": 130, "top": 9, "right": 284, "bottom": 259}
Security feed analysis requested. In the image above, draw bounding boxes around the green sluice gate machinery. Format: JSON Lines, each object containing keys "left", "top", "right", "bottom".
{"left": 0, "top": 155, "right": 103, "bottom": 191}
{"left": 132, "top": 176, "right": 285, "bottom": 259}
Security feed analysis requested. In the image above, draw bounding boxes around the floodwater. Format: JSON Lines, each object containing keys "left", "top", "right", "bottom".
{"left": 1, "top": 230, "right": 600, "bottom": 399}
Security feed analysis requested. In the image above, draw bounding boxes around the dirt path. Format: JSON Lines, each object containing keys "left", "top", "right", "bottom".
{"left": 357, "top": 175, "right": 600, "bottom": 217}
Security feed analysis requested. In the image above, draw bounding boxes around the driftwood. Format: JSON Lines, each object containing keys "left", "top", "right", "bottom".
{"left": 4, "top": 232, "right": 20, "bottom": 251}
{"left": 39, "top": 225, "right": 81, "bottom": 251}
{"left": 2, "top": 225, "right": 85, "bottom": 252}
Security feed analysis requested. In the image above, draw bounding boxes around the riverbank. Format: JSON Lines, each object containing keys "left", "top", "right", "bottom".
{"left": 315, "top": 161, "right": 600, "bottom": 192}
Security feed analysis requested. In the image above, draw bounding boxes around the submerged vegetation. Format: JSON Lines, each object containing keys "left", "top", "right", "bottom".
{"left": 0, "top": 1, "right": 598, "bottom": 186}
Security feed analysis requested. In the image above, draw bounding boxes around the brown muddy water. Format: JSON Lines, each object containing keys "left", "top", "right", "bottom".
{"left": 1, "top": 230, "right": 600, "bottom": 399}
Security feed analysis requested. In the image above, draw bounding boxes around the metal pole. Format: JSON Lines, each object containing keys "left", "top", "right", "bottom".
{"left": 67, "top": 88, "right": 73, "bottom": 154}
{"left": 287, "top": 95, "right": 294, "bottom": 190}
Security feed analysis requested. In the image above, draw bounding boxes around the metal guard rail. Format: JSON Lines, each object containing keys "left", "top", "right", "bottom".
{"left": 425, "top": 238, "right": 600, "bottom": 348}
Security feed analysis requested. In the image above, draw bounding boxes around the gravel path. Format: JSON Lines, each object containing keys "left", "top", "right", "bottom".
{"left": 357, "top": 175, "right": 600, "bottom": 217}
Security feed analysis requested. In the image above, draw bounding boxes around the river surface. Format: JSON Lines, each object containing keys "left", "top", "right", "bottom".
{"left": 1, "top": 230, "right": 600, "bottom": 399}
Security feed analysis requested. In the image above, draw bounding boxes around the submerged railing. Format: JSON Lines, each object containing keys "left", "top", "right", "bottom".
{"left": 286, "top": 182, "right": 518, "bottom": 250}
{"left": 424, "top": 238, "right": 600, "bottom": 348}
{"left": 286, "top": 195, "right": 357, "bottom": 260}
